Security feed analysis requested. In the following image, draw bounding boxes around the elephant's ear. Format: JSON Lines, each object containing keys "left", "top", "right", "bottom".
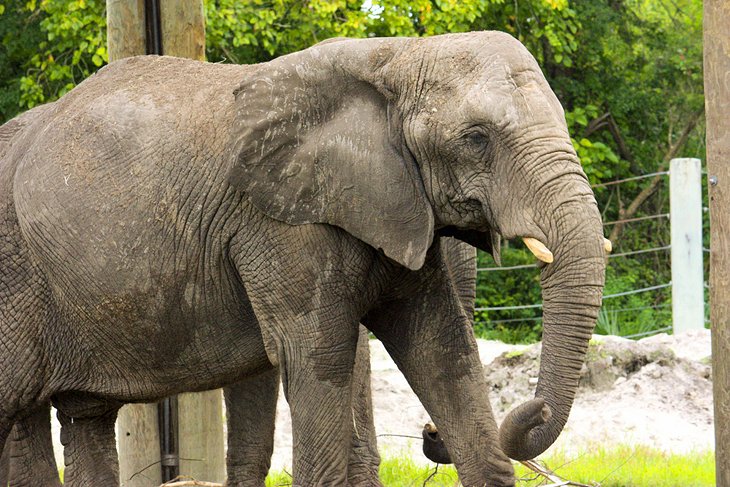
{"left": 228, "top": 39, "right": 434, "bottom": 270}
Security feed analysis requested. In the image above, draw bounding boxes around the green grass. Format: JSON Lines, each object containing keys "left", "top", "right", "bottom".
{"left": 265, "top": 446, "right": 715, "bottom": 486}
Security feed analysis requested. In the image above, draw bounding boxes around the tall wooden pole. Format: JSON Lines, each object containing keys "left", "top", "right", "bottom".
{"left": 107, "top": 0, "right": 146, "bottom": 61}
{"left": 107, "top": 1, "right": 224, "bottom": 484}
{"left": 704, "top": 1, "right": 730, "bottom": 484}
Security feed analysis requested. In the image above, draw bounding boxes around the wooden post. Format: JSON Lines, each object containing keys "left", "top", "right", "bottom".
{"left": 106, "top": 0, "right": 146, "bottom": 61}
{"left": 108, "top": 0, "right": 225, "bottom": 483}
{"left": 670, "top": 158, "right": 704, "bottom": 332}
{"left": 178, "top": 391, "right": 226, "bottom": 483}
{"left": 704, "top": 1, "right": 730, "bottom": 484}
{"left": 160, "top": 0, "right": 206, "bottom": 61}
{"left": 117, "top": 404, "right": 162, "bottom": 486}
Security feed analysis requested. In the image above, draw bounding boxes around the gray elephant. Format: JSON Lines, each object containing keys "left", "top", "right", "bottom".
{"left": 0, "top": 102, "right": 472, "bottom": 484}
{"left": 0, "top": 32, "right": 606, "bottom": 486}
{"left": 0, "top": 236, "right": 475, "bottom": 486}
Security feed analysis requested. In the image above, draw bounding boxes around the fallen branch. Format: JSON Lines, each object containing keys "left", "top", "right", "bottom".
{"left": 519, "top": 459, "right": 597, "bottom": 487}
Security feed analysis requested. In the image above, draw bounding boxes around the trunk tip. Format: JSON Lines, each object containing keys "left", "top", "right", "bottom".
{"left": 422, "top": 422, "right": 453, "bottom": 464}
{"left": 499, "top": 398, "right": 553, "bottom": 460}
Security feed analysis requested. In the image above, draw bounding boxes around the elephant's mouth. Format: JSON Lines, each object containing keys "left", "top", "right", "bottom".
{"left": 436, "top": 227, "right": 501, "bottom": 265}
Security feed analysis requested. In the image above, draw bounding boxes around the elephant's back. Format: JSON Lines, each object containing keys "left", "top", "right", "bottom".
{"left": 10, "top": 57, "right": 248, "bottom": 302}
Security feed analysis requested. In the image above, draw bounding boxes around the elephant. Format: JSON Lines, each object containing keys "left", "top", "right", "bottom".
{"left": 0, "top": 235, "right": 474, "bottom": 486}
{"left": 0, "top": 31, "right": 606, "bottom": 486}
{"left": 0, "top": 104, "right": 471, "bottom": 486}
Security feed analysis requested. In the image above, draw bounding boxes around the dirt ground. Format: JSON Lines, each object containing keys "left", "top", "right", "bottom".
{"left": 268, "top": 329, "right": 714, "bottom": 469}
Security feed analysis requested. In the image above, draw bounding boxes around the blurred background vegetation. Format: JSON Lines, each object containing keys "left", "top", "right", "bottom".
{"left": 0, "top": 0, "right": 705, "bottom": 343}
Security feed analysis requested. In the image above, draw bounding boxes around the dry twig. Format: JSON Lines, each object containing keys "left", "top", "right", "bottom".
{"left": 519, "top": 459, "right": 597, "bottom": 487}
{"left": 159, "top": 476, "right": 223, "bottom": 487}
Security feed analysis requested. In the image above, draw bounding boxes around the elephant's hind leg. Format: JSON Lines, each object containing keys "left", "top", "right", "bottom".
{"left": 0, "top": 222, "right": 58, "bottom": 467}
{"left": 3, "top": 404, "right": 61, "bottom": 487}
{"left": 57, "top": 407, "right": 120, "bottom": 487}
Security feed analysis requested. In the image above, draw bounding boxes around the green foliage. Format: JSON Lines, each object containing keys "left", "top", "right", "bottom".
{"left": 13, "top": 0, "right": 106, "bottom": 109}
{"left": 0, "top": 0, "right": 44, "bottom": 120}
{"left": 474, "top": 246, "right": 543, "bottom": 344}
{"left": 205, "top": 0, "right": 369, "bottom": 64}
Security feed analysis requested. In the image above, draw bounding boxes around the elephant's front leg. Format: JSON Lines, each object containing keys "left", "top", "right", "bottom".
{"left": 274, "top": 318, "right": 359, "bottom": 484}
{"left": 244, "top": 285, "right": 361, "bottom": 484}
{"left": 363, "top": 255, "right": 514, "bottom": 486}
{"left": 347, "top": 325, "right": 382, "bottom": 487}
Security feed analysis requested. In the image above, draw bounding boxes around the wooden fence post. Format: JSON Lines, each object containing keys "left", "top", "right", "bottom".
{"left": 117, "top": 404, "right": 162, "bottom": 486}
{"left": 106, "top": 0, "right": 146, "bottom": 61}
{"left": 160, "top": 0, "right": 206, "bottom": 61}
{"left": 704, "top": 1, "right": 730, "bottom": 484}
{"left": 108, "top": 0, "right": 225, "bottom": 484}
{"left": 670, "top": 157, "right": 704, "bottom": 332}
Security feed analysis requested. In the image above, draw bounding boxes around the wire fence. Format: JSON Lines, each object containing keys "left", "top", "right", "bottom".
{"left": 475, "top": 169, "right": 708, "bottom": 341}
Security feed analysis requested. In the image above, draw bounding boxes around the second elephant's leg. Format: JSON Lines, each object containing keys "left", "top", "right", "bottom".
{"left": 224, "top": 368, "right": 279, "bottom": 487}
{"left": 58, "top": 408, "right": 119, "bottom": 487}
{"left": 347, "top": 325, "right": 381, "bottom": 487}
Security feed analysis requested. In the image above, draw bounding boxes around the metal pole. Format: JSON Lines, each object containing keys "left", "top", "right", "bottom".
{"left": 158, "top": 396, "right": 179, "bottom": 482}
{"left": 144, "top": 0, "right": 179, "bottom": 481}
{"left": 670, "top": 157, "right": 704, "bottom": 332}
{"left": 144, "top": 0, "right": 163, "bottom": 55}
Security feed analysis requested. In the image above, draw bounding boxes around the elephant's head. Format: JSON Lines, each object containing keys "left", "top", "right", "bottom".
{"left": 229, "top": 31, "right": 606, "bottom": 461}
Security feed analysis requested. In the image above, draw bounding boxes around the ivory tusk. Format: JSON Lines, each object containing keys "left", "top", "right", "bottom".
{"left": 522, "top": 237, "right": 554, "bottom": 264}
{"left": 604, "top": 238, "right": 613, "bottom": 253}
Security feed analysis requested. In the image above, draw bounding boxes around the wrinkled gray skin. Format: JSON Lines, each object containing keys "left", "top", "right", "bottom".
{"left": 0, "top": 104, "right": 471, "bottom": 487}
{"left": 0, "top": 237, "right": 474, "bottom": 486}
{"left": 0, "top": 103, "right": 469, "bottom": 486}
{"left": 0, "top": 32, "right": 605, "bottom": 486}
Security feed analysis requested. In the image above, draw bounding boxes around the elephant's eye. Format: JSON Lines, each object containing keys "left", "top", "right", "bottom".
{"left": 465, "top": 130, "right": 490, "bottom": 151}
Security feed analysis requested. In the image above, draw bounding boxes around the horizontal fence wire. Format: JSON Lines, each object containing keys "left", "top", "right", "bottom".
{"left": 474, "top": 283, "right": 672, "bottom": 312}
{"left": 621, "top": 326, "right": 672, "bottom": 339}
{"left": 603, "top": 213, "right": 669, "bottom": 226}
{"left": 477, "top": 246, "right": 671, "bottom": 273}
{"left": 603, "top": 303, "right": 671, "bottom": 313}
{"left": 477, "top": 263, "right": 539, "bottom": 272}
{"left": 608, "top": 245, "right": 671, "bottom": 258}
{"left": 603, "top": 282, "right": 672, "bottom": 299}
{"left": 477, "top": 304, "right": 671, "bottom": 325}
{"left": 591, "top": 171, "right": 669, "bottom": 189}
{"left": 475, "top": 302, "right": 544, "bottom": 312}
{"left": 477, "top": 316, "right": 543, "bottom": 324}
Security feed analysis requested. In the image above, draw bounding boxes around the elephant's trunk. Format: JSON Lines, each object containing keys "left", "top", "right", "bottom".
{"left": 499, "top": 195, "right": 605, "bottom": 460}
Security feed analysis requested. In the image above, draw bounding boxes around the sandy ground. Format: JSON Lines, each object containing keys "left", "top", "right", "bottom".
{"left": 268, "top": 329, "right": 714, "bottom": 470}
{"left": 49, "top": 330, "right": 714, "bottom": 472}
